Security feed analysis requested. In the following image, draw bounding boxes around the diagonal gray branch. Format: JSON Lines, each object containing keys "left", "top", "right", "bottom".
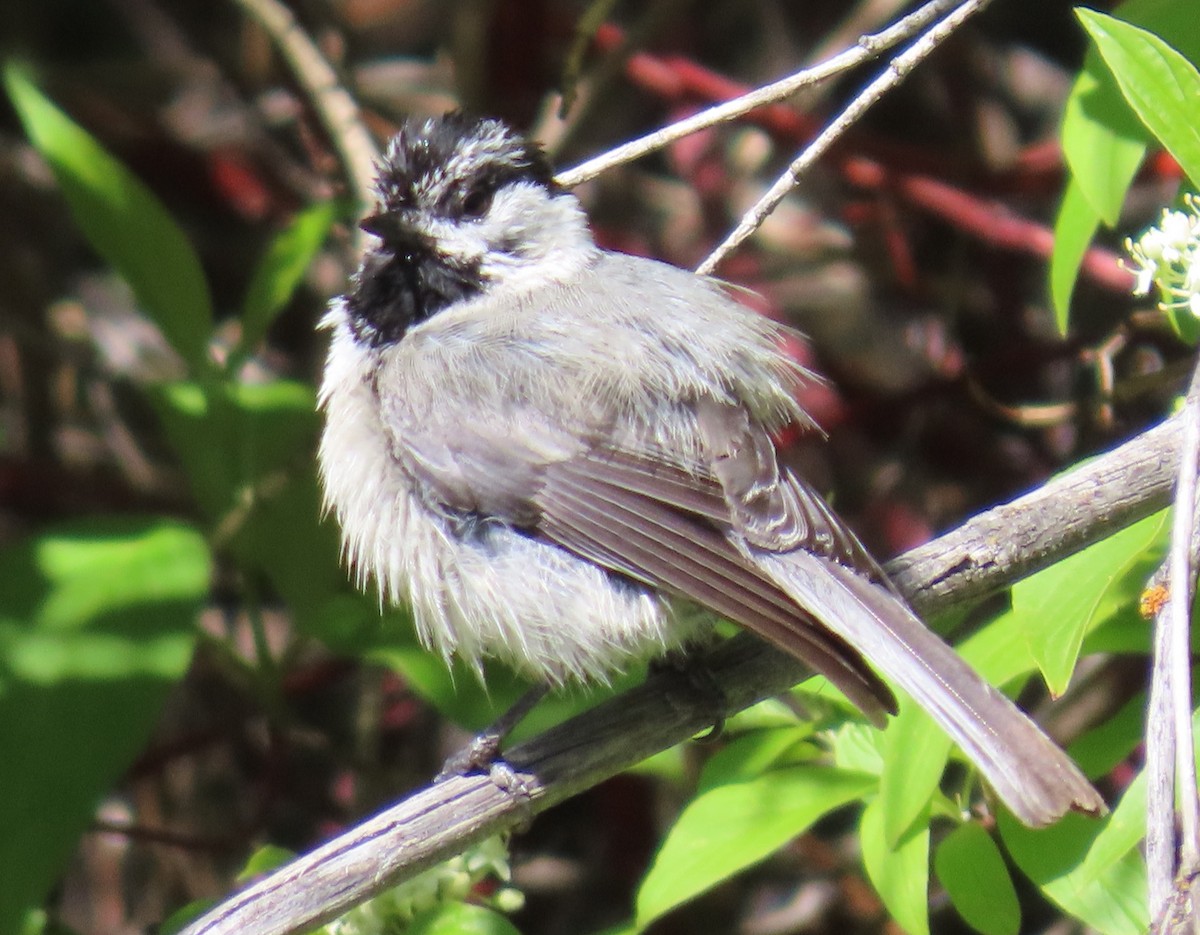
{"left": 180, "top": 412, "right": 1183, "bottom": 935}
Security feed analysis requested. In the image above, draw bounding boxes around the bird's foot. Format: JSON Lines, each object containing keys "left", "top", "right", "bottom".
{"left": 434, "top": 685, "right": 548, "bottom": 782}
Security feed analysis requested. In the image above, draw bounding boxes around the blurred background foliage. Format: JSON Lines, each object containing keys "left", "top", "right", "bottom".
{"left": 0, "top": 1, "right": 1196, "bottom": 933}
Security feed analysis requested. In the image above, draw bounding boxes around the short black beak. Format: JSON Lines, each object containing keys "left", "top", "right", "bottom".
{"left": 359, "top": 212, "right": 426, "bottom": 250}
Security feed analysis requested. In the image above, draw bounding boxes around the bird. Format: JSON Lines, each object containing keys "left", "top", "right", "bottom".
{"left": 317, "top": 113, "right": 1104, "bottom": 827}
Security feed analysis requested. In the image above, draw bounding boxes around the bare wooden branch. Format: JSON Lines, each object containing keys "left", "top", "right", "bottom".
{"left": 554, "top": 0, "right": 963, "bottom": 188}
{"left": 1147, "top": 359, "right": 1200, "bottom": 924}
{"left": 180, "top": 412, "right": 1182, "bottom": 935}
{"left": 886, "top": 414, "right": 1180, "bottom": 614}
{"left": 696, "top": 0, "right": 995, "bottom": 275}
{"left": 230, "top": 0, "right": 379, "bottom": 246}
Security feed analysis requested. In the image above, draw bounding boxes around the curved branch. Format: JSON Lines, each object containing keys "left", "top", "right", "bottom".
{"left": 181, "top": 413, "right": 1182, "bottom": 935}
{"left": 230, "top": 0, "right": 379, "bottom": 243}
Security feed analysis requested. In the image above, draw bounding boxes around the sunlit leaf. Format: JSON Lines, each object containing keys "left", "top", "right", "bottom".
{"left": 407, "top": 903, "right": 522, "bottom": 935}
{"left": 935, "top": 823, "right": 1020, "bottom": 935}
{"left": 1049, "top": 177, "right": 1104, "bottom": 334}
{"left": 1014, "top": 510, "right": 1167, "bottom": 695}
{"left": 636, "top": 767, "right": 873, "bottom": 927}
{"left": 4, "top": 65, "right": 213, "bottom": 371}
{"left": 860, "top": 797, "right": 930, "bottom": 935}
{"left": 236, "top": 200, "right": 336, "bottom": 363}
{"left": 999, "top": 809, "right": 1147, "bottom": 935}
{"left": 0, "top": 519, "right": 207, "bottom": 935}
{"left": 1078, "top": 10, "right": 1200, "bottom": 187}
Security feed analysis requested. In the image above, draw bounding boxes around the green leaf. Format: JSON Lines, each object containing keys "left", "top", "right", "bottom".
{"left": 150, "top": 379, "right": 345, "bottom": 626}
{"left": 1050, "top": 177, "right": 1104, "bottom": 334}
{"left": 407, "top": 903, "right": 522, "bottom": 935}
{"left": 1063, "top": 0, "right": 1200, "bottom": 218}
{"left": 1055, "top": 0, "right": 1200, "bottom": 330}
{"left": 635, "top": 767, "right": 874, "bottom": 927}
{"left": 831, "top": 720, "right": 884, "bottom": 775}
{"left": 587, "top": 922, "right": 637, "bottom": 935}
{"left": 1067, "top": 692, "right": 1147, "bottom": 779}
{"left": 935, "top": 823, "right": 1020, "bottom": 935}
{"left": 998, "top": 808, "right": 1147, "bottom": 935}
{"left": 860, "top": 797, "right": 930, "bottom": 935}
{"left": 0, "top": 519, "right": 207, "bottom": 935}
{"left": 1060, "top": 49, "right": 1148, "bottom": 226}
{"left": 695, "top": 725, "right": 816, "bottom": 792}
{"left": 237, "top": 844, "right": 295, "bottom": 881}
{"left": 1013, "top": 509, "right": 1167, "bottom": 695}
{"left": 1078, "top": 10, "right": 1200, "bottom": 187}
{"left": 879, "top": 699, "right": 952, "bottom": 846}
{"left": 236, "top": 200, "right": 336, "bottom": 364}
{"left": 3, "top": 65, "right": 213, "bottom": 372}
{"left": 998, "top": 728, "right": 1172, "bottom": 935}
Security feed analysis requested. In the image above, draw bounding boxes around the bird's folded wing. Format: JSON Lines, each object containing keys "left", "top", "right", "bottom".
{"left": 537, "top": 442, "right": 1104, "bottom": 826}
{"left": 533, "top": 448, "right": 896, "bottom": 724}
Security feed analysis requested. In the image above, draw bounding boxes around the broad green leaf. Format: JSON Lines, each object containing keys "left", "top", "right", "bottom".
{"left": 879, "top": 699, "right": 951, "bottom": 845}
{"left": 831, "top": 721, "right": 883, "bottom": 775}
{"left": 1055, "top": 0, "right": 1200, "bottom": 331}
{"left": 587, "top": 922, "right": 637, "bottom": 935}
{"left": 1058, "top": 708, "right": 1200, "bottom": 897}
{"left": 1068, "top": 692, "right": 1146, "bottom": 779}
{"left": 1050, "top": 177, "right": 1104, "bottom": 334}
{"left": 695, "top": 725, "right": 816, "bottom": 793}
{"left": 1079, "top": 10, "right": 1200, "bottom": 187}
{"left": 151, "top": 379, "right": 317, "bottom": 517}
{"left": 636, "top": 767, "right": 874, "bottom": 927}
{"left": 723, "top": 697, "right": 805, "bottom": 733}
{"left": 1061, "top": 50, "right": 1148, "bottom": 226}
{"left": 0, "top": 519, "right": 207, "bottom": 935}
{"left": 237, "top": 844, "right": 295, "bottom": 881}
{"left": 999, "top": 808, "right": 1147, "bottom": 935}
{"left": 860, "top": 797, "right": 930, "bottom": 935}
{"left": 4, "top": 66, "right": 213, "bottom": 372}
{"left": 1001, "top": 739, "right": 1161, "bottom": 935}
{"left": 151, "top": 379, "right": 344, "bottom": 627}
{"left": 1013, "top": 510, "right": 1167, "bottom": 695}
{"left": 159, "top": 900, "right": 211, "bottom": 935}
{"left": 1064, "top": 0, "right": 1200, "bottom": 219}
{"left": 407, "top": 903, "right": 522, "bottom": 935}
{"left": 236, "top": 200, "right": 336, "bottom": 364}
{"left": 935, "top": 823, "right": 1020, "bottom": 935}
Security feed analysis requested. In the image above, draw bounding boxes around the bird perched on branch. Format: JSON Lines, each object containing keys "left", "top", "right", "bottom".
{"left": 318, "top": 113, "right": 1104, "bottom": 827}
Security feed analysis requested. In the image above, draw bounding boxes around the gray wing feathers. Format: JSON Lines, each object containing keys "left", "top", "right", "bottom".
{"left": 756, "top": 549, "right": 1106, "bottom": 825}
{"left": 536, "top": 454, "right": 896, "bottom": 722}
{"left": 696, "top": 399, "right": 883, "bottom": 576}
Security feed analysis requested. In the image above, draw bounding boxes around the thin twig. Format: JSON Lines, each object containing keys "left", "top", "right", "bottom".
{"left": 1168, "top": 385, "right": 1200, "bottom": 872}
{"left": 555, "top": 0, "right": 964, "bottom": 189}
{"left": 180, "top": 412, "right": 1183, "bottom": 935}
{"left": 1147, "top": 359, "right": 1200, "bottom": 923}
{"left": 229, "top": 0, "right": 379, "bottom": 246}
{"left": 696, "top": 0, "right": 994, "bottom": 275}
{"left": 1146, "top": 602, "right": 1176, "bottom": 916}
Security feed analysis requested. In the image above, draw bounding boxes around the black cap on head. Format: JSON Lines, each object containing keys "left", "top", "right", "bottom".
{"left": 375, "top": 114, "right": 557, "bottom": 221}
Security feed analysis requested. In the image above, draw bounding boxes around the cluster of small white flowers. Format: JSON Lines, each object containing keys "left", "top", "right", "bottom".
{"left": 325, "top": 836, "right": 522, "bottom": 935}
{"left": 1124, "top": 193, "right": 1200, "bottom": 319}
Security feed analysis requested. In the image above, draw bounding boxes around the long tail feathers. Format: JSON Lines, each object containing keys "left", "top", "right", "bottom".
{"left": 756, "top": 549, "right": 1106, "bottom": 827}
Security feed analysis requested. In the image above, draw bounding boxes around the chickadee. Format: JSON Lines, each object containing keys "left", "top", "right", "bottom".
{"left": 318, "top": 114, "right": 1103, "bottom": 826}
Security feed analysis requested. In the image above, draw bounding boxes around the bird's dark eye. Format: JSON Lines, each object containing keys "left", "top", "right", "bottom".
{"left": 461, "top": 184, "right": 494, "bottom": 219}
